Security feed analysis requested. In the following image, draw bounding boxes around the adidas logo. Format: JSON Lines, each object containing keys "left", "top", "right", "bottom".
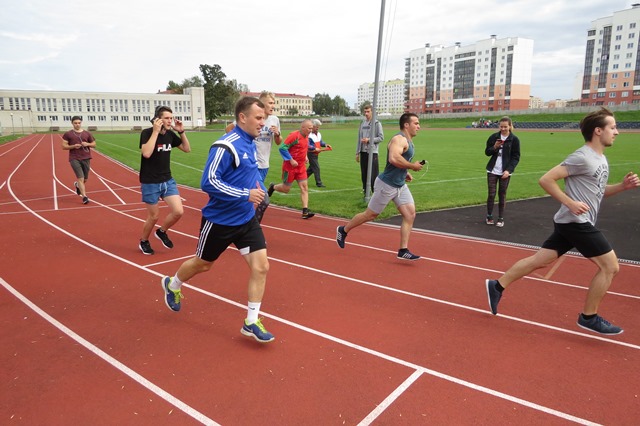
{"left": 242, "top": 152, "right": 249, "bottom": 159}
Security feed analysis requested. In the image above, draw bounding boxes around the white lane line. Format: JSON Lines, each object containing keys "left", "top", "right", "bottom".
{"left": 0, "top": 277, "right": 218, "bottom": 426}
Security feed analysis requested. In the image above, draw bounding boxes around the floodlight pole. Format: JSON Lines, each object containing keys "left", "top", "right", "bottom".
{"left": 10, "top": 113, "right": 15, "bottom": 135}
{"left": 365, "top": 0, "right": 385, "bottom": 202}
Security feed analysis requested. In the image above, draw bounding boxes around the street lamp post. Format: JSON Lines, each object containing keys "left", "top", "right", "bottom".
{"left": 10, "top": 113, "right": 15, "bottom": 135}
{"left": 20, "top": 116, "right": 24, "bottom": 135}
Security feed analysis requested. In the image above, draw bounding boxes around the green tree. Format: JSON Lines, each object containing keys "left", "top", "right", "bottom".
{"left": 165, "top": 75, "right": 204, "bottom": 94}
{"left": 332, "top": 95, "right": 349, "bottom": 116}
{"left": 199, "top": 64, "right": 239, "bottom": 121}
{"left": 312, "top": 93, "right": 333, "bottom": 116}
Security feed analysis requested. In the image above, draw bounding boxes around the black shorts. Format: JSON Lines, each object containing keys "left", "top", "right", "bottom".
{"left": 542, "top": 222, "right": 612, "bottom": 258}
{"left": 196, "top": 216, "right": 267, "bottom": 262}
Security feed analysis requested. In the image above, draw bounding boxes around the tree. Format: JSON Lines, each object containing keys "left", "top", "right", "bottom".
{"left": 288, "top": 107, "right": 299, "bottom": 116}
{"left": 199, "top": 64, "right": 239, "bottom": 121}
{"left": 332, "top": 95, "right": 349, "bottom": 116}
{"left": 165, "top": 75, "right": 203, "bottom": 94}
{"left": 312, "top": 93, "right": 333, "bottom": 116}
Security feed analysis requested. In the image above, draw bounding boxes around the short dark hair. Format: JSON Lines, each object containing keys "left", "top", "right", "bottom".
{"left": 235, "top": 96, "right": 265, "bottom": 121}
{"left": 580, "top": 107, "right": 614, "bottom": 141}
{"left": 399, "top": 112, "right": 418, "bottom": 129}
{"left": 154, "top": 105, "right": 172, "bottom": 119}
{"left": 71, "top": 116, "right": 82, "bottom": 122}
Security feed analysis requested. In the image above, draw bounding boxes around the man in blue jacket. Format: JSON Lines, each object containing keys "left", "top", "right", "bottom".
{"left": 160, "top": 96, "right": 275, "bottom": 343}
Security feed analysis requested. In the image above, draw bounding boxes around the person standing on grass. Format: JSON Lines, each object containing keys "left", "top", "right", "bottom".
{"left": 336, "top": 112, "right": 424, "bottom": 261}
{"left": 485, "top": 107, "right": 640, "bottom": 335}
{"left": 161, "top": 96, "right": 275, "bottom": 343}
{"left": 484, "top": 116, "right": 520, "bottom": 227}
{"left": 356, "top": 105, "right": 384, "bottom": 195}
{"left": 138, "top": 106, "right": 191, "bottom": 255}
{"left": 61, "top": 116, "right": 96, "bottom": 205}
{"left": 268, "top": 119, "right": 316, "bottom": 219}
{"left": 306, "top": 119, "right": 331, "bottom": 188}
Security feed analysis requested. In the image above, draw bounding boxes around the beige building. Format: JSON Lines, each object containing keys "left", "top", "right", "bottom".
{"left": 0, "top": 87, "right": 205, "bottom": 134}
{"left": 240, "top": 91, "right": 313, "bottom": 116}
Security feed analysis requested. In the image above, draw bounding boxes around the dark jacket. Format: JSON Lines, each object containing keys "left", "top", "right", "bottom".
{"left": 485, "top": 132, "right": 520, "bottom": 174}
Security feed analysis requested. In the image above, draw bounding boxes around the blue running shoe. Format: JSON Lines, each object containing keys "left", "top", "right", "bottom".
{"left": 397, "top": 248, "right": 420, "bottom": 261}
{"left": 241, "top": 318, "right": 275, "bottom": 343}
{"left": 336, "top": 226, "right": 347, "bottom": 248}
{"left": 161, "top": 276, "right": 182, "bottom": 312}
{"left": 485, "top": 279, "right": 502, "bottom": 315}
{"left": 577, "top": 314, "right": 623, "bottom": 335}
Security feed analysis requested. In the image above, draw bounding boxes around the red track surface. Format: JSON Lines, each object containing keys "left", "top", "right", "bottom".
{"left": 1, "top": 134, "right": 639, "bottom": 425}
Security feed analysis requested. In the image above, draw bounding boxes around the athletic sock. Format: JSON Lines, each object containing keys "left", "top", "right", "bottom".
{"left": 581, "top": 313, "right": 597, "bottom": 320}
{"left": 169, "top": 275, "right": 183, "bottom": 291}
{"left": 495, "top": 280, "right": 505, "bottom": 293}
{"left": 247, "top": 301, "right": 261, "bottom": 324}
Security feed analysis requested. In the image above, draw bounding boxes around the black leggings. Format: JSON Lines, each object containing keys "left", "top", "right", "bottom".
{"left": 486, "top": 173, "right": 511, "bottom": 218}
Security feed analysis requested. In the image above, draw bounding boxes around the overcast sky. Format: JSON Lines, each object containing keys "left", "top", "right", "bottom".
{"left": 0, "top": 0, "right": 634, "bottom": 106}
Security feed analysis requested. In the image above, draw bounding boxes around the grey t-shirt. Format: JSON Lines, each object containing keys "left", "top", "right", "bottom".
{"left": 553, "top": 145, "right": 609, "bottom": 225}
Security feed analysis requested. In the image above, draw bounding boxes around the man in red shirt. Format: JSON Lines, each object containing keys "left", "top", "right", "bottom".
{"left": 268, "top": 119, "right": 315, "bottom": 219}
{"left": 61, "top": 116, "right": 96, "bottom": 204}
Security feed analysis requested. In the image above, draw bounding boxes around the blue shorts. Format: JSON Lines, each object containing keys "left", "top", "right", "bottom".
{"left": 141, "top": 178, "right": 179, "bottom": 205}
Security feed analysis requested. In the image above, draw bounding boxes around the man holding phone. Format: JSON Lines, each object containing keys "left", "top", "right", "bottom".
{"left": 138, "top": 106, "right": 191, "bottom": 255}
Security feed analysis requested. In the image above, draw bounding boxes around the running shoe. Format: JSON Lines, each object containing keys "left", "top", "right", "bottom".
{"left": 577, "top": 314, "right": 623, "bottom": 335}
{"left": 155, "top": 228, "right": 174, "bottom": 249}
{"left": 74, "top": 181, "right": 81, "bottom": 196}
{"left": 241, "top": 318, "right": 275, "bottom": 343}
{"left": 82, "top": 196, "right": 89, "bottom": 204}
{"left": 267, "top": 183, "right": 275, "bottom": 197}
{"left": 496, "top": 218, "right": 504, "bottom": 227}
{"left": 397, "top": 248, "right": 420, "bottom": 261}
{"left": 485, "top": 279, "right": 502, "bottom": 315}
{"left": 486, "top": 215, "right": 494, "bottom": 225}
{"left": 139, "top": 240, "right": 154, "bottom": 255}
{"left": 301, "top": 211, "right": 315, "bottom": 219}
{"left": 336, "top": 226, "right": 347, "bottom": 248}
{"left": 161, "top": 276, "right": 183, "bottom": 312}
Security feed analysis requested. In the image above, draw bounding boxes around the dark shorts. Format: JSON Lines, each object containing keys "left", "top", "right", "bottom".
{"left": 70, "top": 159, "right": 91, "bottom": 180}
{"left": 542, "top": 222, "right": 612, "bottom": 258}
{"left": 140, "top": 178, "right": 179, "bottom": 205}
{"left": 196, "top": 216, "right": 267, "bottom": 262}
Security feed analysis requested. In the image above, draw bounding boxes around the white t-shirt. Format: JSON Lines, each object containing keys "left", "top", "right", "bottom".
{"left": 255, "top": 115, "right": 281, "bottom": 169}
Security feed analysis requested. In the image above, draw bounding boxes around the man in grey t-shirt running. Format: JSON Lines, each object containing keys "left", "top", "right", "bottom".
{"left": 485, "top": 107, "right": 639, "bottom": 335}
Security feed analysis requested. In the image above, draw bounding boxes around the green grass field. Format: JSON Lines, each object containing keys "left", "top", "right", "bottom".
{"left": 91, "top": 123, "right": 640, "bottom": 219}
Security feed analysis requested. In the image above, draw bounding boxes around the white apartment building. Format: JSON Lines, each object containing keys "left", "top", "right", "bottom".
{"left": 356, "top": 79, "right": 405, "bottom": 115}
{"left": 580, "top": 4, "right": 640, "bottom": 106}
{"left": 0, "top": 87, "right": 205, "bottom": 134}
{"left": 405, "top": 36, "right": 534, "bottom": 114}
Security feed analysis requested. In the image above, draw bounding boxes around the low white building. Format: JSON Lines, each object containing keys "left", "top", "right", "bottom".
{"left": 0, "top": 87, "right": 205, "bottom": 134}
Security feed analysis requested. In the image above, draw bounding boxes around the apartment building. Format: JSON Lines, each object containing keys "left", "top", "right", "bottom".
{"left": 581, "top": 4, "right": 640, "bottom": 106}
{"left": 356, "top": 79, "right": 405, "bottom": 115}
{"left": 405, "top": 36, "right": 534, "bottom": 114}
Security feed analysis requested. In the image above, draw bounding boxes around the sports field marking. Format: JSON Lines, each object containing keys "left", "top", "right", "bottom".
{"left": 4, "top": 136, "right": 632, "bottom": 424}
{"left": 0, "top": 277, "right": 219, "bottom": 426}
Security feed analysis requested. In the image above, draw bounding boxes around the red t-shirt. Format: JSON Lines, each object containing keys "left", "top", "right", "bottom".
{"left": 281, "top": 130, "right": 309, "bottom": 164}
{"left": 62, "top": 130, "right": 95, "bottom": 161}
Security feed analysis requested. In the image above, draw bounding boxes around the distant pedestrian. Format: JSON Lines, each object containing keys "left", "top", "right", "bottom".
{"left": 61, "top": 116, "right": 96, "bottom": 205}
{"left": 356, "top": 105, "right": 384, "bottom": 195}
{"left": 268, "top": 119, "right": 316, "bottom": 219}
{"left": 484, "top": 116, "right": 521, "bottom": 227}
{"left": 138, "top": 106, "right": 191, "bottom": 255}
{"left": 485, "top": 107, "right": 640, "bottom": 335}
{"left": 337, "top": 113, "right": 424, "bottom": 260}
{"left": 306, "top": 119, "right": 331, "bottom": 187}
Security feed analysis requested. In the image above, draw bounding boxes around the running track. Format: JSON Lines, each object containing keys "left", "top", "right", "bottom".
{"left": 1, "top": 134, "right": 639, "bottom": 425}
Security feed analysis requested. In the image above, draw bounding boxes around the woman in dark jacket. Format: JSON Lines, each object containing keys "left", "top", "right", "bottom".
{"left": 484, "top": 116, "right": 520, "bottom": 227}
